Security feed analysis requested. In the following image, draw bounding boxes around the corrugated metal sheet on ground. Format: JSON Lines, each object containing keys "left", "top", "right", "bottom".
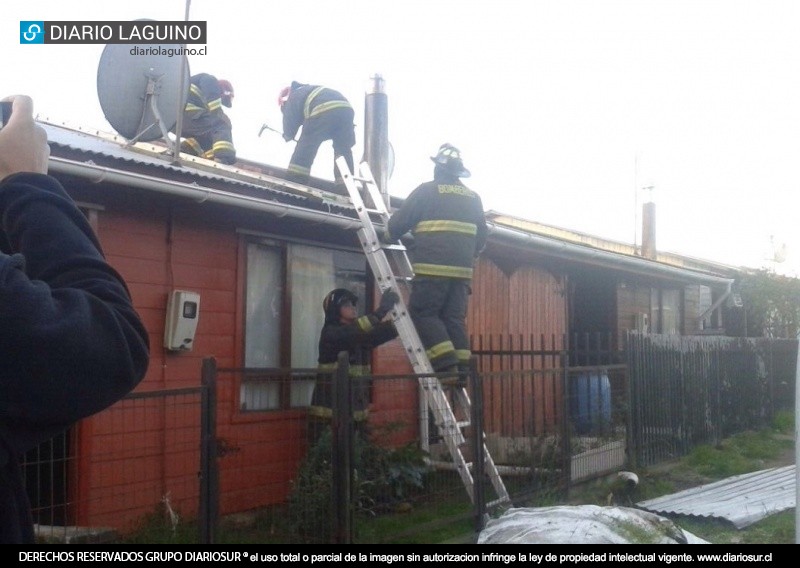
{"left": 637, "top": 465, "right": 795, "bottom": 529}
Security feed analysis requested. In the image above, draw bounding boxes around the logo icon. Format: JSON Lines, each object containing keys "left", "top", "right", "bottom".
{"left": 20, "top": 21, "right": 45, "bottom": 44}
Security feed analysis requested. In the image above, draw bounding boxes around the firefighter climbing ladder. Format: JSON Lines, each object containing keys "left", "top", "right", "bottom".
{"left": 336, "top": 157, "right": 510, "bottom": 508}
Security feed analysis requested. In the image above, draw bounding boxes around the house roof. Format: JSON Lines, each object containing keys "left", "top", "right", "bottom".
{"left": 486, "top": 212, "right": 741, "bottom": 277}
{"left": 41, "top": 116, "right": 353, "bottom": 212}
{"left": 41, "top": 117, "right": 735, "bottom": 288}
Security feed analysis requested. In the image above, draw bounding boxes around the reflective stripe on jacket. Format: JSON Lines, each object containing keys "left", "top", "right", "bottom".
{"left": 185, "top": 73, "right": 224, "bottom": 119}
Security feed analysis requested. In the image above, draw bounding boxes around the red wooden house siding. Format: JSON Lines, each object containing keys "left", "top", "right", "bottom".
{"left": 66, "top": 193, "right": 309, "bottom": 529}
{"left": 469, "top": 259, "right": 567, "bottom": 438}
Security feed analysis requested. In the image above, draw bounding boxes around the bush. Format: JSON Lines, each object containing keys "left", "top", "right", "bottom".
{"left": 286, "top": 425, "right": 430, "bottom": 543}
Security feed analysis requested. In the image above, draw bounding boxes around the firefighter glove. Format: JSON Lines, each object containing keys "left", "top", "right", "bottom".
{"left": 375, "top": 289, "right": 399, "bottom": 319}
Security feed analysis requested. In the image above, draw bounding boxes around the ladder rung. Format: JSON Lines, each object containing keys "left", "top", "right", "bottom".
{"left": 487, "top": 496, "right": 512, "bottom": 508}
{"left": 362, "top": 208, "right": 383, "bottom": 215}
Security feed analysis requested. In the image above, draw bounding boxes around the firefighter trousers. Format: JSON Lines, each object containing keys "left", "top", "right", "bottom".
{"left": 408, "top": 277, "right": 472, "bottom": 371}
{"left": 180, "top": 112, "right": 236, "bottom": 165}
{"left": 287, "top": 107, "right": 355, "bottom": 186}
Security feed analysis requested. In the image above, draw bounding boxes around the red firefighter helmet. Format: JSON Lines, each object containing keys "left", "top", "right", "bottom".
{"left": 218, "top": 79, "right": 234, "bottom": 107}
{"left": 277, "top": 86, "right": 291, "bottom": 109}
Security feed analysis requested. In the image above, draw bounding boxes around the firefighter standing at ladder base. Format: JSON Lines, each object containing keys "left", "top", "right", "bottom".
{"left": 178, "top": 73, "right": 237, "bottom": 165}
{"left": 308, "top": 288, "right": 399, "bottom": 444}
{"left": 383, "top": 144, "right": 487, "bottom": 386}
{"left": 278, "top": 81, "right": 356, "bottom": 190}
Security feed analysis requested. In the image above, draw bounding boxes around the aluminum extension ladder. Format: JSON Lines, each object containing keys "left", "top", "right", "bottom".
{"left": 336, "top": 157, "right": 509, "bottom": 508}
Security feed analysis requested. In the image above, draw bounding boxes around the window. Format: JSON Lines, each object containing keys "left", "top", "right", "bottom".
{"left": 241, "top": 242, "right": 284, "bottom": 410}
{"left": 240, "top": 238, "right": 367, "bottom": 411}
{"left": 650, "top": 286, "right": 682, "bottom": 335}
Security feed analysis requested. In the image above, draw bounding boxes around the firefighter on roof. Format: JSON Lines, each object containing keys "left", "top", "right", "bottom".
{"left": 278, "top": 81, "right": 355, "bottom": 189}
{"left": 309, "top": 288, "right": 398, "bottom": 444}
{"left": 383, "top": 144, "right": 487, "bottom": 385}
{"left": 178, "top": 73, "right": 237, "bottom": 165}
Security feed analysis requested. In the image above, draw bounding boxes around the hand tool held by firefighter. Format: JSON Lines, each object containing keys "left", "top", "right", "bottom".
{"left": 258, "top": 122, "right": 295, "bottom": 142}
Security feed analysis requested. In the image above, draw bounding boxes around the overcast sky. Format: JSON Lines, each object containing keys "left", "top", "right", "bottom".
{"left": 8, "top": 0, "right": 800, "bottom": 276}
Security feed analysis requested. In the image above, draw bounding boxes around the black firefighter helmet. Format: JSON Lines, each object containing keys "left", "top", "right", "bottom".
{"left": 322, "top": 288, "right": 358, "bottom": 323}
{"left": 430, "top": 143, "right": 471, "bottom": 178}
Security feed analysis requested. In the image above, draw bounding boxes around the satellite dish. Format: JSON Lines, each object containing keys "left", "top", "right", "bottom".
{"left": 97, "top": 25, "right": 189, "bottom": 144}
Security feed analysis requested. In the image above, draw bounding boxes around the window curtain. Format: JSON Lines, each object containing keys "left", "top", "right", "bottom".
{"left": 242, "top": 243, "right": 283, "bottom": 409}
{"left": 289, "top": 244, "right": 336, "bottom": 367}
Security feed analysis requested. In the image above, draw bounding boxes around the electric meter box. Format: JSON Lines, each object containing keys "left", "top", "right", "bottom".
{"left": 164, "top": 290, "right": 200, "bottom": 351}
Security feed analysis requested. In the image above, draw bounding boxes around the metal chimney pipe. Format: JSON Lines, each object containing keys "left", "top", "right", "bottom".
{"left": 363, "top": 74, "right": 390, "bottom": 207}
{"left": 641, "top": 187, "right": 656, "bottom": 260}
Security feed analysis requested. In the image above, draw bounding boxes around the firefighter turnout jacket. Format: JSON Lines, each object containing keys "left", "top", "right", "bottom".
{"left": 181, "top": 73, "right": 236, "bottom": 164}
{"left": 281, "top": 82, "right": 353, "bottom": 142}
{"left": 310, "top": 313, "right": 398, "bottom": 422}
{"left": 386, "top": 172, "right": 487, "bottom": 280}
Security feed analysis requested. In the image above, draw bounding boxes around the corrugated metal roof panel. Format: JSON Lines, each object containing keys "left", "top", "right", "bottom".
{"left": 637, "top": 465, "right": 796, "bottom": 529}
{"left": 39, "top": 118, "right": 355, "bottom": 211}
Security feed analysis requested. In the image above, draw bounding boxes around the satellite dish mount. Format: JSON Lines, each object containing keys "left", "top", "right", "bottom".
{"left": 127, "top": 70, "right": 176, "bottom": 151}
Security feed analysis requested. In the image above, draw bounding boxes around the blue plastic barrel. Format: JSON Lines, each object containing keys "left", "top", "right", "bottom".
{"left": 570, "top": 372, "right": 611, "bottom": 434}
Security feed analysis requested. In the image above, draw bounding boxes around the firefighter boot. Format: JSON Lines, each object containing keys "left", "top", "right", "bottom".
{"left": 439, "top": 365, "right": 464, "bottom": 388}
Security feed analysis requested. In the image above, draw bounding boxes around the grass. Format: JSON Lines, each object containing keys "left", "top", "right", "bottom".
{"left": 118, "top": 495, "right": 475, "bottom": 545}
{"left": 668, "top": 414, "right": 795, "bottom": 545}
{"left": 641, "top": 430, "right": 796, "bottom": 544}
{"left": 678, "top": 511, "right": 795, "bottom": 545}
{"left": 355, "top": 494, "right": 474, "bottom": 544}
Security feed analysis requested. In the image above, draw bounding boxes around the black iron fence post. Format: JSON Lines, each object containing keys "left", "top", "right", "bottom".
{"left": 331, "top": 351, "right": 352, "bottom": 544}
{"left": 469, "top": 356, "right": 486, "bottom": 533}
{"left": 560, "top": 348, "right": 572, "bottom": 493}
{"left": 625, "top": 333, "right": 639, "bottom": 470}
{"left": 199, "top": 357, "right": 218, "bottom": 544}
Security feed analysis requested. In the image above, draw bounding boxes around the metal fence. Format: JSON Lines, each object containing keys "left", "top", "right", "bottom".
{"left": 471, "top": 334, "right": 629, "bottom": 505}
{"left": 22, "top": 332, "right": 797, "bottom": 543}
{"left": 627, "top": 332, "right": 797, "bottom": 467}
{"left": 24, "top": 384, "right": 209, "bottom": 543}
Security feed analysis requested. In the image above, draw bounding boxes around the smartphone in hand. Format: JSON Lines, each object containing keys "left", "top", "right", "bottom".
{"left": 0, "top": 101, "right": 11, "bottom": 129}
{"left": 0, "top": 101, "right": 14, "bottom": 128}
